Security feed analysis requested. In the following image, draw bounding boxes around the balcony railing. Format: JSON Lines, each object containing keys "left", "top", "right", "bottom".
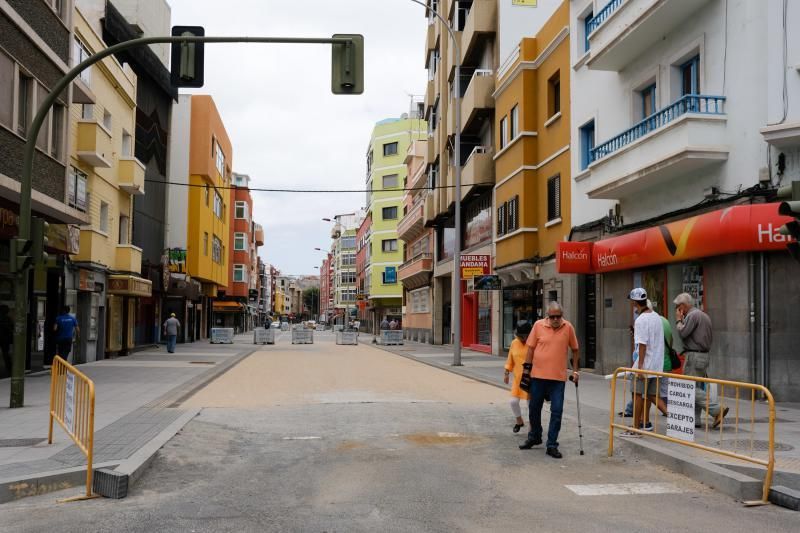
{"left": 399, "top": 252, "right": 433, "bottom": 271}
{"left": 590, "top": 94, "right": 725, "bottom": 163}
{"left": 587, "top": 0, "right": 624, "bottom": 34}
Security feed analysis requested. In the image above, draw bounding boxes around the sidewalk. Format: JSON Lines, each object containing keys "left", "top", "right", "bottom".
{"left": 365, "top": 337, "right": 800, "bottom": 509}
{"left": 0, "top": 336, "right": 255, "bottom": 503}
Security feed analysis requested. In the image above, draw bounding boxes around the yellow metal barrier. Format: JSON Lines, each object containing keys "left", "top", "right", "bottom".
{"left": 48, "top": 355, "right": 97, "bottom": 501}
{"left": 608, "top": 367, "right": 775, "bottom": 506}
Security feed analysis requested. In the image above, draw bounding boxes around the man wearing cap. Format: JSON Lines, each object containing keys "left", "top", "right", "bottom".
{"left": 518, "top": 301, "right": 580, "bottom": 459}
{"left": 674, "top": 292, "right": 728, "bottom": 428}
{"left": 621, "top": 288, "right": 664, "bottom": 436}
{"left": 163, "top": 313, "right": 181, "bottom": 353}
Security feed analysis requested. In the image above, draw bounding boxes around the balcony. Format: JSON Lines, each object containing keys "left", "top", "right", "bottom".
{"left": 460, "top": 0, "right": 497, "bottom": 66}
{"left": 76, "top": 120, "right": 112, "bottom": 168}
{"left": 115, "top": 244, "right": 143, "bottom": 274}
{"left": 585, "top": 95, "right": 728, "bottom": 200}
{"left": 118, "top": 157, "right": 145, "bottom": 195}
{"left": 760, "top": 121, "right": 800, "bottom": 149}
{"left": 460, "top": 69, "right": 494, "bottom": 135}
{"left": 425, "top": 20, "right": 436, "bottom": 60}
{"left": 397, "top": 253, "right": 433, "bottom": 290}
{"left": 460, "top": 146, "right": 494, "bottom": 201}
{"left": 254, "top": 225, "right": 265, "bottom": 246}
{"left": 424, "top": 78, "right": 435, "bottom": 112}
{"left": 423, "top": 192, "right": 436, "bottom": 226}
{"left": 398, "top": 200, "right": 425, "bottom": 243}
{"left": 586, "top": 0, "right": 714, "bottom": 71}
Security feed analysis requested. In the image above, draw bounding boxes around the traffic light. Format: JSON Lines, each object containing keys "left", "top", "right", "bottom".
{"left": 170, "top": 26, "right": 205, "bottom": 88}
{"left": 8, "top": 238, "right": 30, "bottom": 273}
{"left": 31, "top": 217, "right": 49, "bottom": 265}
{"left": 778, "top": 181, "right": 800, "bottom": 262}
{"left": 331, "top": 34, "right": 364, "bottom": 95}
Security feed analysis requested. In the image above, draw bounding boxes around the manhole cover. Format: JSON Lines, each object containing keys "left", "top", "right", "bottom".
{"left": 0, "top": 438, "right": 46, "bottom": 447}
{"left": 722, "top": 439, "right": 793, "bottom": 452}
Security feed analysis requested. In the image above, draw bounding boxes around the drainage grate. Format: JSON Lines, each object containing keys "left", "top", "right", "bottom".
{"left": 0, "top": 438, "right": 46, "bottom": 447}
{"left": 721, "top": 439, "right": 794, "bottom": 452}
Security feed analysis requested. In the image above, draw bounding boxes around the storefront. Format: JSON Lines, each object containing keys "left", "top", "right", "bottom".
{"left": 500, "top": 281, "right": 543, "bottom": 351}
{"left": 558, "top": 202, "right": 800, "bottom": 399}
{"left": 107, "top": 274, "right": 153, "bottom": 356}
{"left": 212, "top": 300, "right": 245, "bottom": 330}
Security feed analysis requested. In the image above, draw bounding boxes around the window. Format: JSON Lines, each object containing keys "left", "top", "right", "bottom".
{"left": 17, "top": 73, "right": 31, "bottom": 136}
{"left": 67, "top": 167, "right": 88, "bottom": 212}
{"left": 204, "top": 185, "right": 209, "bottom": 206}
{"left": 49, "top": 103, "right": 65, "bottom": 159}
{"left": 341, "top": 236, "right": 356, "bottom": 249}
{"left": 46, "top": 0, "right": 65, "bottom": 19}
{"left": 215, "top": 143, "right": 226, "bottom": 176}
{"left": 508, "top": 196, "right": 519, "bottom": 232}
{"left": 121, "top": 130, "right": 132, "bottom": 157}
{"left": 102, "top": 109, "right": 112, "bottom": 131}
{"left": 81, "top": 104, "right": 93, "bottom": 120}
{"left": 340, "top": 272, "right": 356, "bottom": 285}
{"left": 99, "top": 201, "right": 109, "bottom": 233}
{"left": 549, "top": 71, "right": 561, "bottom": 117}
{"left": 497, "top": 202, "right": 506, "bottom": 237}
{"left": 510, "top": 105, "right": 519, "bottom": 140}
{"left": 341, "top": 253, "right": 356, "bottom": 266}
{"left": 0, "top": 50, "right": 13, "bottom": 128}
{"left": 73, "top": 38, "right": 92, "bottom": 85}
{"left": 213, "top": 191, "right": 223, "bottom": 218}
{"left": 235, "top": 201, "right": 248, "bottom": 219}
{"left": 203, "top": 232, "right": 209, "bottom": 256}
{"left": 579, "top": 120, "right": 595, "bottom": 170}
{"left": 212, "top": 235, "right": 223, "bottom": 264}
{"left": 499, "top": 116, "right": 508, "bottom": 149}
{"left": 681, "top": 55, "right": 700, "bottom": 96}
{"left": 382, "top": 239, "right": 398, "bottom": 252}
{"left": 383, "top": 142, "right": 398, "bottom": 156}
{"left": 382, "top": 268, "right": 397, "bottom": 284}
{"left": 234, "top": 232, "right": 246, "bottom": 251}
{"left": 410, "top": 287, "right": 430, "bottom": 313}
{"left": 641, "top": 83, "right": 657, "bottom": 118}
{"left": 382, "top": 174, "right": 399, "bottom": 189}
{"left": 233, "top": 265, "right": 247, "bottom": 282}
{"left": 547, "top": 175, "right": 561, "bottom": 221}
{"left": 382, "top": 206, "right": 398, "bottom": 220}
{"left": 119, "top": 215, "right": 129, "bottom": 245}
{"left": 583, "top": 11, "right": 594, "bottom": 53}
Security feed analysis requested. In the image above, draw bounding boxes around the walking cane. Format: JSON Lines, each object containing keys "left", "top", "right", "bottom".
{"left": 569, "top": 375, "right": 585, "bottom": 456}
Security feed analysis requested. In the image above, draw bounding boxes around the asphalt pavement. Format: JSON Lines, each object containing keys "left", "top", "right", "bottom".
{"left": 1, "top": 330, "right": 797, "bottom": 532}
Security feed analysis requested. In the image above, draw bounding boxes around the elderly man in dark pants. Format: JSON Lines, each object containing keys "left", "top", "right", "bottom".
{"left": 674, "top": 293, "right": 728, "bottom": 428}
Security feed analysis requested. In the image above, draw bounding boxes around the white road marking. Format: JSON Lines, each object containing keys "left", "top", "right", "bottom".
{"left": 282, "top": 436, "right": 322, "bottom": 440}
{"left": 564, "top": 483, "right": 685, "bottom": 496}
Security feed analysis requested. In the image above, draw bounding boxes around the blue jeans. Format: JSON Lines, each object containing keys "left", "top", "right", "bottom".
{"left": 166, "top": 335, "right": 177, "bottom": 353}
{"left": 528, "top": 378, "right": 565, "bottom": 449}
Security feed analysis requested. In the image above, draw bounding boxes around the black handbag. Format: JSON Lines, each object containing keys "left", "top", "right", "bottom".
{"left": 668, "top": 346, "right": 681, "bottom": 371}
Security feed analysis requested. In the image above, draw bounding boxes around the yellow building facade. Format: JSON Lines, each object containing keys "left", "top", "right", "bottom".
{"left": 69, "top": 7, "right": 150, "bottom": 358}
{"left": 493, "top": 1, "right": 573, "bottom": 349}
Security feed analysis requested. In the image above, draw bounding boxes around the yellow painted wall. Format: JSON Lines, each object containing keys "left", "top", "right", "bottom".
{"left": 70, "top": 8, "right": 140, "bottom": 271}
{"left": 494, "top": 1, "right": 570, "bottom": 268}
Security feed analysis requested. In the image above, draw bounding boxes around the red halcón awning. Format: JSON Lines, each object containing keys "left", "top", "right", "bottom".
{"left": 557, "top": 203, "right": 795, "bottom": 274}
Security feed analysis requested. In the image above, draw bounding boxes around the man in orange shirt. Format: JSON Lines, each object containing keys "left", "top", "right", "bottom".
{"left": 518, "top": 301, "right": 580, "bottom": 458}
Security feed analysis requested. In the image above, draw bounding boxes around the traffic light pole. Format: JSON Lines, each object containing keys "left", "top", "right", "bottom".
{"left": 9, "top": 34, "right": 360, "bottom": 408}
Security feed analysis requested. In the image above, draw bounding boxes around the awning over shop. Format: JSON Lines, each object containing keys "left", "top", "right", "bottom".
{"left": 108, "top": 275, "right": 152, "bottom": 297}
{"left": 557, "top": 203, "right": 795, "bottom": 274}
{"left": 213, "top": 301, "right": 244, "bottom": 312}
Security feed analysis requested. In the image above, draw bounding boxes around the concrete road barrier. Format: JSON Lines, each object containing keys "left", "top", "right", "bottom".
{"left": 380, "top": 330, "right": 404, "bottom": 345}
{"left": 211, "top": 328, "right": 234, "bottom": 344}
{"left": 336, "top": 331, "right": 358, "bottom": 345}
{"left": 254, "top": 327, "right": 275, "bottom": 345}
{"left": 292, "top": 329, "right": 313, "bottom": 344}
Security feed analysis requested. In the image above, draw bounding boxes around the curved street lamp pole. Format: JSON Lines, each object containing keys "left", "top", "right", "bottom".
{"left": 408, "top": 0, "right": 462, "bottom": 366}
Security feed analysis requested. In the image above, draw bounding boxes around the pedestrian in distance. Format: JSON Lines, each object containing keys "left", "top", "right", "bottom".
{"left": 53, "top": 305, "right": 79, "bottom": 363}
{"left": 0, "top": 305, "right": 13, "bottom": 377}
{"left": 380, "top": 317, "right": 390, "bottom": 331}
{"left": 504, "top": 322, "right": 531, "bottom": 433}
{"left": 163, "top": 313, "right": 181, "bottom": 354}
{"left": 620, "top": 289, "right": 664, "bottom": 437}
{"left": 389, "top": 319, "right": 398, "bottom": 330}
{"left": 674, "top": 292, "right": 728, "bottom": 428}
{"left": 518, "top": 301, "right": 580, "bottom": 459}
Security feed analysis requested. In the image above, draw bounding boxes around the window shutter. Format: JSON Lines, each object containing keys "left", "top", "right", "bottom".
{"left": 548, "top": 176, "right": 561, "bottom": 221}
{"left": 508, "top": 196, "right": 519, "bottom": 232}
{"left": 497, "top": 203, "right": 506, "bottom": 236}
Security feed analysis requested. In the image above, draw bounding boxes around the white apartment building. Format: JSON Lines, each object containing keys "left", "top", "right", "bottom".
{"left": 565, "top": 0, "right": 800, "bottom": 399}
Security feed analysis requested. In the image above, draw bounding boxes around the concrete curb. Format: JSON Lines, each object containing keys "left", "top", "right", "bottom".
{"left": 365, "top": 340, "right": 796, "bottom": 509}
{"left": 0, "top": 461, "right": 119, "bottom": 504}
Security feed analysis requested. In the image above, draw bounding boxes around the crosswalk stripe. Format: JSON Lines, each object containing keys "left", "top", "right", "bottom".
{"left": 564, "top": 483, "right": 685, "bottom": 496}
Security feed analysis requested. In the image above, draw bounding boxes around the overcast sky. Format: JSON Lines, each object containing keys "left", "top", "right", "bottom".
{"left": 168, "top": 0, "right": 427, "bottom": 276}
